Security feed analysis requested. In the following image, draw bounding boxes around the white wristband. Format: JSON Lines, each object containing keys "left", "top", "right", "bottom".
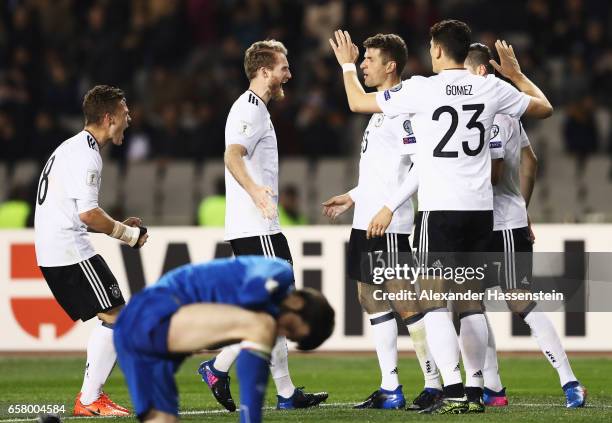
{"left": 110, "top": 221, "right": 140, "bottom": 247}
{"left": 342, "top": 63, "right": 357, "bottom": 73}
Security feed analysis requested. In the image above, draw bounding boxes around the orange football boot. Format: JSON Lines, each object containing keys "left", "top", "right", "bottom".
{"left": 73, "top": 392, "right": 130, "bottom": 417}
{"left": 99, "top": 392, "right": 130, "bottom": 414}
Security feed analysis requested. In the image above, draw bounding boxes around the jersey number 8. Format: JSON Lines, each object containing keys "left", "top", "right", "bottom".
{"left": 37, "top": 155, "right": 56, "bottom": 205}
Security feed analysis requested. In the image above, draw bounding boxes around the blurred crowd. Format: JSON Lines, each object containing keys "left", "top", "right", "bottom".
{"left": 1, "top": 0, "right": 610, "bottom": 167}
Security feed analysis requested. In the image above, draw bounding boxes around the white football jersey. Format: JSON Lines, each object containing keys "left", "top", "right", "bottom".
{"left": 376, "top": 70, "right": 530, "bottom": 211}
{"left": 351, "top": 112, "right": 416, "bottom": 233}
{"left": 224, "top": 90, "right": 281, "bottom": 240}
{"left": 35, "top": 131, "right": 101, "bottom": 267}
{"left": 489, "top": 114, "right": 530, "bottom": 230}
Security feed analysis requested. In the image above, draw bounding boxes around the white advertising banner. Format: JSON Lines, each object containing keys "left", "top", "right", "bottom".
{"left": 1, "top": 225, "right": 611, "bottom": 352}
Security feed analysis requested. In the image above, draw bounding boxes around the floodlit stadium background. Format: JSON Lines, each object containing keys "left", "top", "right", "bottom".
{"left": 1, "top": 1, "right": 611, "bottom": 353}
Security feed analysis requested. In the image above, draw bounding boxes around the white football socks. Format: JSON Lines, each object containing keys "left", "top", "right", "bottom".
{"left": 458, "top": 313, "right": 488, "bottom": 389}
{"left": 405, "top": 314, "right": 442, "bottom": 391}
{"left": 424, "top": 310, "right": 463, "bottom": 388}
{"left": 482, "top": 314, "right": 503, "bottom": 392}
{"left": 369, "top": 311, "right": 400, "bottom": 391}
{"left": 80, "top": 321, "right": 116, "bottom": 405}
{"left": 524, "top": 310, "right": 577, "bottom": 387}
{"left": 270, "top": 336, "right": 296, "bottom": 398}
{"left": 213, "top": 343, "right": 242, "bottom": 373}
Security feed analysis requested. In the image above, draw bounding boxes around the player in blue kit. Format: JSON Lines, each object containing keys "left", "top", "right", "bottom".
{"left": 113, "top": 256, "right": 335, "bottom": 423}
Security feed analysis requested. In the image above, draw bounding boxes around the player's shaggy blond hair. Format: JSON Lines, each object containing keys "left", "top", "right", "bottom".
{"left": 244, "top": 39, "right": 288, "bottom": 81}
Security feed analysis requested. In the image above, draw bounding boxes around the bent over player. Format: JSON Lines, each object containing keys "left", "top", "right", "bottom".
{"left": 34, "top": 85, "right": 148, "bottom": 416}
{"left": 114, "top": 256, "right": 335, "bottom": 423}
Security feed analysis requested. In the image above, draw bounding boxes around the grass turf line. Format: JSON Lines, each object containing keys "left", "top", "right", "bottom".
{"left": 0, "top": 355, "right": 610, "bottom": 422}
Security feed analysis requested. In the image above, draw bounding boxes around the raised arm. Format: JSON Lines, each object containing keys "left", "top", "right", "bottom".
{"left": 329, "top": 30, "right": 381, "bottom": 114}
{"left": 490, "top": 40, "right": 553, "bottom": 118}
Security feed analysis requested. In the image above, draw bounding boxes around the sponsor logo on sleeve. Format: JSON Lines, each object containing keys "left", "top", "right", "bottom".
{"left": 489, "top": 141, "right": 502, "bottom": 148}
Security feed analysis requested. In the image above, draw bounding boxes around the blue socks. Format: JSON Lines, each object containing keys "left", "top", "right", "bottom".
{"left": 236, "top": 348, "right": 271, "bottom": 423}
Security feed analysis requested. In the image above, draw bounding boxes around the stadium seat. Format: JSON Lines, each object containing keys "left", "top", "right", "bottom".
{"left": 199, "top": 160, "right": 226, "bottom": 198}
{"left": 313, "top": 159, "right": 354, "bottom": 224}
{"left": 0, "top": 163, "right": 7, "bottom": 201}
{"left": 124, "top": 162, "right": 160, "bottom": 223}
{"left": 160, "top": 161, "right": 196, "bottom": 225}
{"left": 99, "top": 161, "right": 120, "bottom": 208}
{"left": 11, "top": 160, "right": 40, "bottom": 188}
{"left": 279, "top": 158, "right": 310, "bottom": 222}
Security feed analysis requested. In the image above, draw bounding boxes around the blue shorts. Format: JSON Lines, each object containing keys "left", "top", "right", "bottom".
{"left": 114, "top": 288, "right": 187, "bottom": 420}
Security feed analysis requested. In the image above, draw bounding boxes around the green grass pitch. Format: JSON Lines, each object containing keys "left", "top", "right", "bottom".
{"left": 0, "top": 354, "right": 610, "bottom": 422}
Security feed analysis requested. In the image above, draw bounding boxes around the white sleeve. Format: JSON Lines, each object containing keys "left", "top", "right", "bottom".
{"left": 385, "top": 161, "right": 418, "bottom": 212}
{"left": 495, "top": 77, "right": 530, "bottom": 119}
{"left": 225, "top": 104, "right": 265, "bottom": 157}
{"left": 489, "top": 118, "right": 509, "bottom": 160}
{"left": 67, "top": 154, "right": 101, "bottom": 214}
{"left": 348, "top": 186, "right": 359, "bottom": 202}
{"left": 375, "top": 77, "right": 427, "bottom": 116}
{"left": 518, "top": 121, "right": 530, "bottom": 148}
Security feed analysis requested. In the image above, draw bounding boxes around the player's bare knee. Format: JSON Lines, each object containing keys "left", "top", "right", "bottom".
{"left": 97, "top": 305, "right": 123, "bottom": 324}
{"left": 453, "top": 299, "right": 483, "bottom": 315}
{"left": 358, "top": 282, "right": 388, "bottom": 314}
{"left": 246, "top": 313, "right": 277, "bottom": 346}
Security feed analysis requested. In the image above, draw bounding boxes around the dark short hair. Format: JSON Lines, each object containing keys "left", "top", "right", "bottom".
{"left": 467, "top": 43, "right": 494, "bottom": 74}
{"left": 430, "top": 19, "right": 471, "bottom": 64}
{"left": 363, "top": 33, "right": 408, "bottom": 77}
{"left": 82, "top": 85, "right": 125, "bottom": 125}
{"left": 293, "top": 288, "right": 335, "bottom": 351}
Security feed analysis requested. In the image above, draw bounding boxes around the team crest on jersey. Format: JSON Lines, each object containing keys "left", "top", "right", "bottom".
{"left": 490, "top": 124, "right": 500, "bottom": 140}
{"left": 109, "top": 283, "right": 121, "bottom": 299}
{"left": 86, "top": 170, "right": 100, "bottom": 187}
{"left": 374, "top": 114, "right": 384, "bottom": 127}
{"left": 403, "top": 120, "right": 413, "bottom": 135}
{"left": 390, "top": 82, "right": 402, "bottom": 92}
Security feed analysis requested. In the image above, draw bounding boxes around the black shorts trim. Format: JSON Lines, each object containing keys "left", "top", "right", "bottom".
{"left": 347, "top": 229, "right": 412, "bottom": 283}
{"left": 485, "top": 227, "right": 533, "bottom": 290}
{"left": 40, "top": 254, "right": 125, "bottom": 322}
{"left": 230, "top": 233, "right": 293, "bottom": 266}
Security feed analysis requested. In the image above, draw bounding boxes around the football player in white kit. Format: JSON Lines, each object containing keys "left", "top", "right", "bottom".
{"left": 197, "top": 39, "right": 328, "bottom": 412}
{"left": 465, "top": 43, "right": 586, "bottom": 409}
{"left": 34, "top": 85, "right": 148, "bottom": 416}
{"left": 330, "top": 19, "right": 553, "bottom": 414}
{"left": 322, "top": 33, "right": 443, "bottom": 411}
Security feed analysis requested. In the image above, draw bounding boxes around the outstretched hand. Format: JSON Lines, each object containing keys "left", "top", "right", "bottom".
{"left": 329, "top": 30, "right": 360, "bottom": 66}
{"left": 322, "top": 193, "right": 354, "bottom": 221}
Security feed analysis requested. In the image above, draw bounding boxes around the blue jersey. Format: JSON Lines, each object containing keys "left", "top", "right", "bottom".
{"left": 149, "top": 256, "right": 294, "bottom": 317}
